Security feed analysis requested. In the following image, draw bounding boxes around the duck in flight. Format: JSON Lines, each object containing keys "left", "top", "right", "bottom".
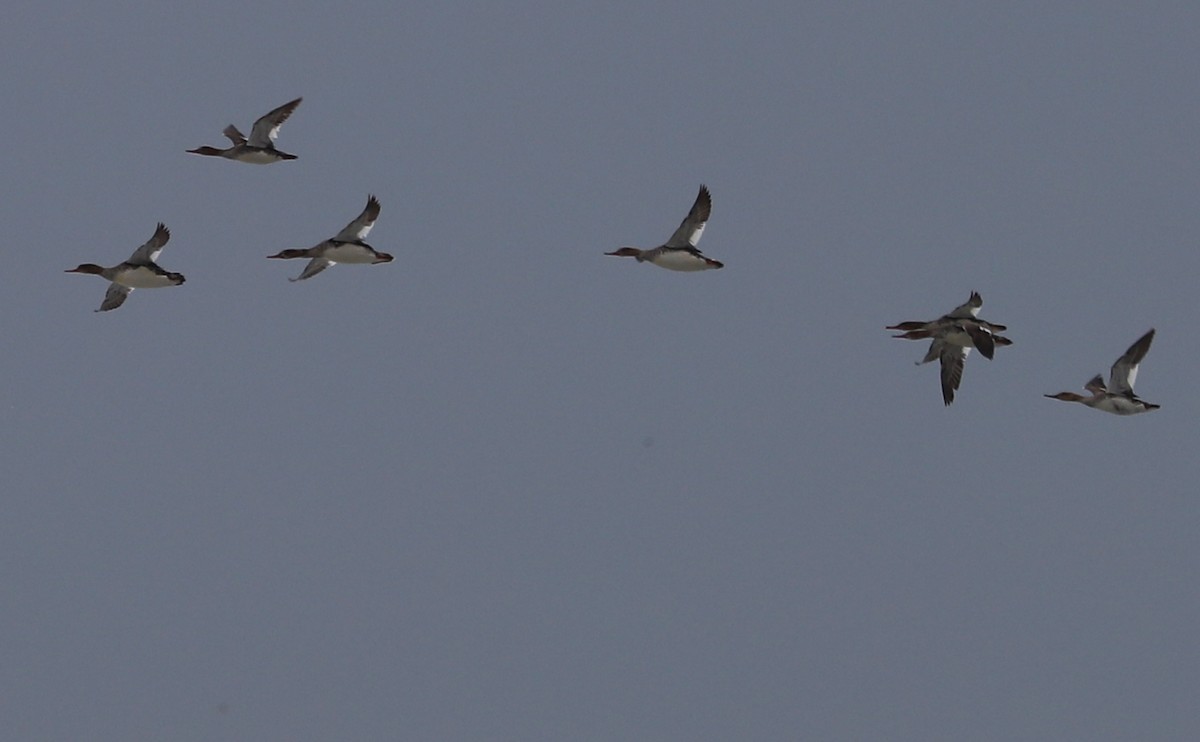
{"left": 605, "top": 185, "right": 724, "bottom": 271}
{"left": 1045, "top": 329, "right": 1159, "bottom": 415}
{"left": 887, "top": 292, "right": 1012, "bottom": 405}
{"left": 187, "top": 97, "right": 302, "bottom": 164}
{"left": 268, "top": 195, "right": 393, "bottom": 281}
{"left": 66, "top": 223, "right": 185, "bottom": 312}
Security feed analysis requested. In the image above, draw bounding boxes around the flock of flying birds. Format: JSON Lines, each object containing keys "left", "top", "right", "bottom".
{"left": 65, "top": 98, "right": 392, "bottom": 310}
{"left": 887, "top": 292, "right": 1159, "bottom": 415}
{"left": 65, "top": 97, "right": 719, "bottom": 311}
{"left": 64, "top": 98, "right": 1158, "bottom": 415}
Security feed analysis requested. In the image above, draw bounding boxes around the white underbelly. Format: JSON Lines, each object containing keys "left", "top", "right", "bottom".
{"left": 324, "top": 244, "right": 377, "bottom": 264}
{"left": 651, "top": 251, "right": 711, "bottom": 271}
{"left": 237, "top": 150, "right": 281, "bottom": 164}
{"left": 116, "top": 266, "right": 176, "bottom": 288}
{"left": 1093, "top": 396, "right": 1146, "bottom": 415}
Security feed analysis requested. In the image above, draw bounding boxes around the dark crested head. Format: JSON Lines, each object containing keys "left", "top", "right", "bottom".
{"left": 268, "top": 249, "right": 308, "bottom": 259}
{"left": 605, "top": 247, "right": 643, "bottom": 258}
{"left": 66, "top": 263, "right": 106, "bottom": 275}
{"left": 186, "top": 146, "right": 225, "bottom": 156}
{"left": 373, "top": 252, "right": 394, "bottom": 264}
{"left": 276, "top": 151, "right": 298, "bottom": 160}
{"left": 168, "top": 272, "right": 186, "bottom": 284}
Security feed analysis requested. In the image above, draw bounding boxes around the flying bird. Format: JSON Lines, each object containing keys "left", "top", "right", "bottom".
{"left": 605, "top": 185, "right": 724, "bottom": 271}
{"left": 887, "top": 292, "right": 1012, "bottom": 405}
{"left": 1045, "top": 329, "right": 1159, "bottom": 414}
{"left": 66, "top": 223, "right": 185, "bottom": 312}
{"left": 187, "top": 97, "right": 302, "bottom": 163}
{"left": 268, "top": 195, "right": 393, "bottom": 281}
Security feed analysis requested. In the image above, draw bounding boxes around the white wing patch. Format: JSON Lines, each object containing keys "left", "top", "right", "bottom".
{"left": 664, "top": 185, "right": 712, "bottom": 248}
{"left": 127, "top": 223, "right": 171, "bottom": 265}
{"left": 333, "top": 195, "right": 381, "bottom": 242}
{"left": 1108, "top": 329, "right": 1155, "bottom": 395}
{"left": 248, "top": 97, "right": 302, "bottom": 148}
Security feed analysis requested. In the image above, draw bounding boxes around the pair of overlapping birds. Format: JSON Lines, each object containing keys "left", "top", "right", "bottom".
{"left": 887, "top": 292, "right": 1158, "bottom": 415}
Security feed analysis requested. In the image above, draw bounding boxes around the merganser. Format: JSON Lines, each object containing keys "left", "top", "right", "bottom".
{"left": 887, "top": 292, "right": 1012, "bottom": 405}
{"left": 268, "top": 195, "right": 393, "bottom": 281}
{"left": 65, "top": 223, "right": 185, "bottom": 312}
{"left": 187, "top": 97, "right": 302, "bottom": 164}
{"left": 1045, "top": 329, "right": 1159, "bottom": 414}
{"left": 605, "top": 185, "right": 724, "bottom": 271}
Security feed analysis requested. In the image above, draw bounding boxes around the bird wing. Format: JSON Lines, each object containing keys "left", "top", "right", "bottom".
{"left": 333, "top": 195, "right": 381, "bottom": 242}
{"left": 946, "top": 292, "right": 983, "bottom": 319}
{"left": 663, "top": 185, "right": 712, "bottom": 248}
{"left": 1084, "top": 375, "right": 1108, "bottom": 394}
{"left": 963, "top": 323, "right": 996, "bottom": 360}
{"left": 938, "top": 344, "right": 970, "bottom": 406}
{"left": 248, "top": 97, "right": 302, "bottom": 147}
{"left": 98, "top": 283, "right": 130, "bottom": 312}
{"left": 916, "top": 339, "right": 941, "bottom": 365}
{"left": 1109, "top": 329, "right": 1155, "bottom": 394}
{"left": 127, "top": 223, "right": 171, "bottom": 265}
{"left": 291, "top": 257, "right": 332, "bottom": 282}
{"left": 222, "top": 125, "right": 247, "bottom": 145}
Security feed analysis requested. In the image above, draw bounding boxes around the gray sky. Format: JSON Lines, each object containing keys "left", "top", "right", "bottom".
{"left": 3, "top": 2, "right": 1198, "bottom": 740}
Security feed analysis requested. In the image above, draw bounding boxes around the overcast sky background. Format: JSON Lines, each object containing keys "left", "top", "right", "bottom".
{"left": 2, "top": 2, "right": 1198, "bottom": 740}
